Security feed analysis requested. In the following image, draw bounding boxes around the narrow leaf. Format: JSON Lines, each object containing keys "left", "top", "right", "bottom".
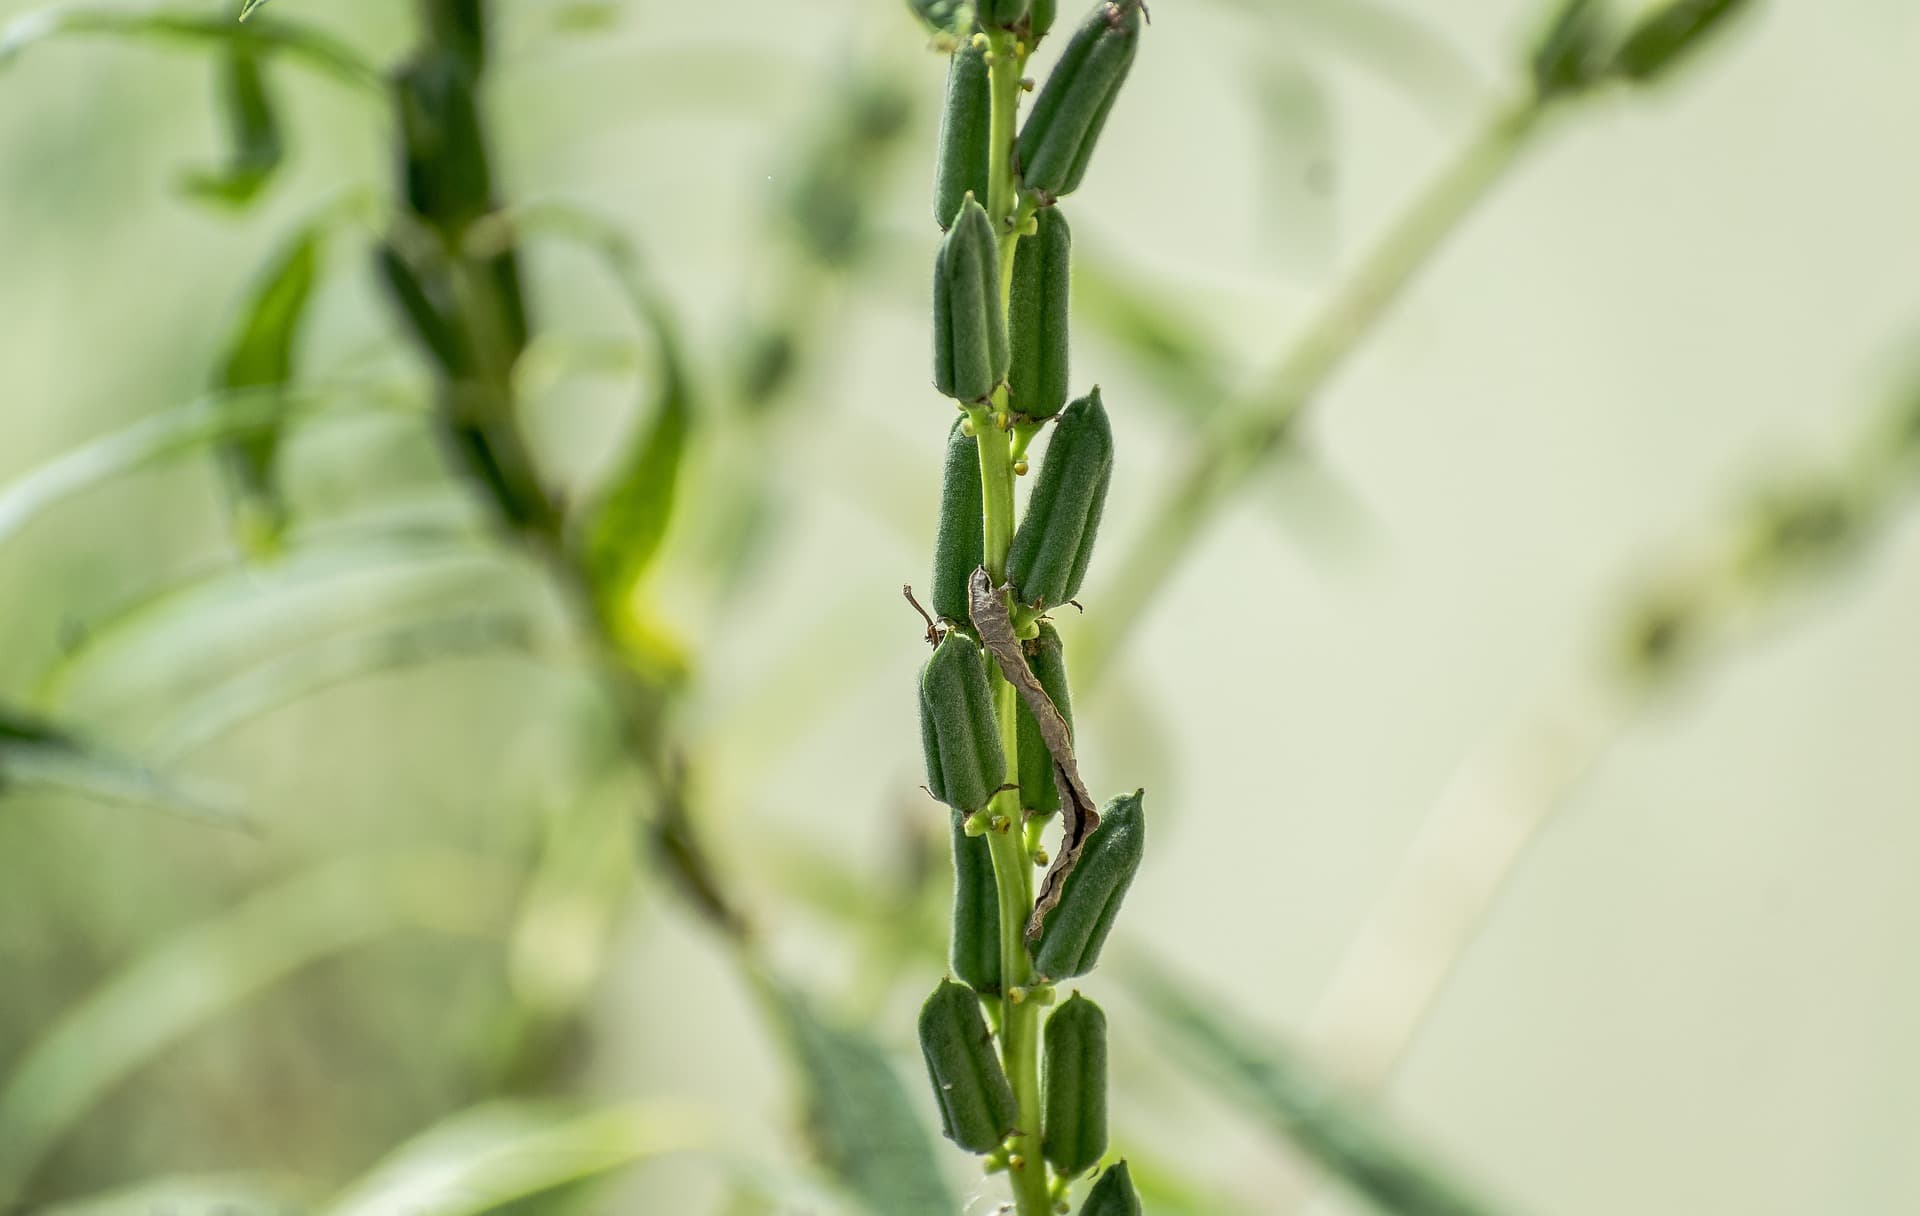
{"left": 0, "top": 852, "right": 519, "bottom": 1201}
{"left": 1126, "top": 960, "right": 1515, "bottom": 1216}
{"left": 0, "top": 707, "right": 246, "bottom": 830}
{"left": 321, "top": 1100, "right": 704, "bottom": 1216}
{"left": 758, "top": 979, "right": 956, "bottom": 1216}
{"left": 0, "top": 7, "right": 382, "bottom": 94}
{"left": 39, "top": 1173, "right": 312, "bottom": 1216}
{"left": 182, "top": 35, "right": 284, "bottom": 207}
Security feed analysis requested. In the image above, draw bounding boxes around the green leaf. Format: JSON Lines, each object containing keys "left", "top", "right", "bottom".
{"left": 321, "top": 1100, "right": 703, "bottom": 1216}
{"left": 903, "top": 0, "right": 972, "bottom": 39}
{"left": 758, "top": 979, "right": 956, "bottom": 1216}
{"left": 38, "top": 1173, "right": 314, "bottom": 1216}
{"left": 210, "top": 224, "right": 324, "bottom": 552}
{"left": 238, "top": 0, "right": 273, "bottom": 17}
{"left": 0, "top": 707, "right": 246, "bottom": 830}
{"left": 0, "top": 852, "right": 520, "bottom": 1201}
{"left": 182, "top": 35, "right": 284, "bottom": 207}
{"left": 0, "top": 380, "right": 420, "bottom": 553}
{"left": 0, "top": 6, "right": 382, "bottom": 94}
{"left": 1610, "top": 0, "right": 1757, "bottom": 83}
{"left": 1125, "top": 960, "right": 1515, "bottom": 1216}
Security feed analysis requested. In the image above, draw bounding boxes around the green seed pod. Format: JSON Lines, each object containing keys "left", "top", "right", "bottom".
{"left": 1006, "top": 389, "right": 1113, "bottom": 609}
{"left": 1030, "top": 789, "right": 1144, "bottom": 981}
{"left": 1016, "top": 622, "right": 1073, "bottom": 816}
{"left": 979, "top": 0, "right": 1031, "bottom": 31}
{"left": 1079, "top": 1161, "right": 1142, "bottom": 1216}
{"left": 919, "top": 633, "right": 1006, "bottom": 812}
{"left": 950, "top": 809, "right": 1002, "bottom": 995}
{"left": 1008, "top": 206, "right": 1072, "bottom": 420}
{"left": 1042, "top": 993, "right": 1109, "bottom": 1177}
{"left": 1530, "top": 0, "right": 1609, "bottom": 100}
{"left": 933, "top": 196, "right": 1009, "bottom": 402}
{"left": 932, "top": 417, "right": 985, "bottom": 625}
{"left": 918, "top": 977, "right": 1019, "bottom": 1153}
{"left": 1014, "top": 1, "right": 1143, "bottom": 199}
{"left": 933, "top": 41, "right": 992, "bottom": 231}
{"left": 1609, "top": 0, "right": 1755, "bottom": 83}
{"left": 1030, "top": 0, "right": 1059, "bottom": 39}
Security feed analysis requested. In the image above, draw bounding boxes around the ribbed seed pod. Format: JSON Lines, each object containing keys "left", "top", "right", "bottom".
{"left": 1015, "top": 622, "right": 1073, "bottom": 816}
{"left": 1008, "top": 206, "right": 1072, "bottom": 420}
{"left": 918, "top": 978, "right": 1019, "bottom": 1153}
{"left": 1030, "top": 0, "right": 1059, "bottom": 39}
{"left": 1079, "top": 1161, "right": 1142, "bottom": 1216}
{"left": 932, "top": 417, "right": 985, "bottom": 624}
{"left": 933, "top": 196, "right": 1009, "bottom": 402}
{"left": 1610, "top": 0, "right": 1755, "bottom": 83}
{"left": 979, "top": 0, "right": 1031, "bottom": 30}
{"left": 1014, "top": 1, "right": 1143, "bottom": 199}
{"left": 1030, "top": 789, "right": 1145, "bottom": 980}
{"left": 919, "top": 633, "right": 1006, "bottom": 812}
{"left": 933, "top": 41, "right": 992, "bottom": 231}
{"left": 1007, "top": 389, "right": 1113, "bottom": 608}
{"left": 949, "top": 809, "right": 1002, "bottom": 995}
{"left": 1042, "top": 993, "right": 1109, "bottom": 1177}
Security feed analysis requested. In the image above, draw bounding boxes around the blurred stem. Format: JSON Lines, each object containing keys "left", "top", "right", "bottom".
{"left": 1081, "top": 94, "right": 1549, "bottom": 682}
{"left": 970, "top": 30, "right": 1049, "bottom": 1216}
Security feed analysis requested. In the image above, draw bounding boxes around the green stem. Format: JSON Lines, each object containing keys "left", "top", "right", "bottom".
{"left": 970, "top": 29, "right": 1050, "bottom": 1216}
{"left": 1080, "top": 96, "right": 1548, "bottom": 683}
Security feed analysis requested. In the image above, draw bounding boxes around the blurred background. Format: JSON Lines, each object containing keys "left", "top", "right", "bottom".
{"left": 2, "top": 0, "right": 1918, "bottom": 1213}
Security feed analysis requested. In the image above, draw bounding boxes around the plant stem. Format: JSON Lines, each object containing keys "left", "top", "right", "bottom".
{"left": 1080, "top": 95, "right": 1548, "bottom": 682}
{"left": 970, "top": 28, "right": 1050, "bottom": 1216}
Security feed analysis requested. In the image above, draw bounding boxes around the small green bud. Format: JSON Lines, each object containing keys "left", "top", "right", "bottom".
{"left": 950, "top": 809, "right": 1003, "bottom": 996}
{"left": 1029, "top": 0, "right": 1059, "bottom": 39}
{"left": 1078, "top": 1160, "right": 1142, "bottom": 1216}
{"left": 1007, "top": 389, "right": 1113, "bottom": 609}
{"left": 932, "top": 417, "right": 986, "bottom": 624}
{"left": 1016, "top": 623, "right": 1074, "bottom": 816}
{"left": 1009, "top": 206, "right": 1073, "bottom": 420}
{"left": 918, "top": 978, "right": 1020, "bottom": 1153}
{"left": 1530, "top": 0, "right": 1611, "bottom": 100}
{"left": 1015, "top": 1, "right": 1144, "bottom": 199}
{"left": 933, "top": 196, "right": 1009, "bottom": 402}
{"left": 1041, "top": 993, "right": 1108, "bottom": 1177}
{"left": 919, "top": 633, "right": 1007, "bottom": 813}
{"left": 1030, "top": 789, "right": 1145, "bottom": 981}
{"left": 934, "top": 40, "right": 993, "bottom": 231}
{"left": 1610, "top": 0, "right": 1757, "bottom": 83}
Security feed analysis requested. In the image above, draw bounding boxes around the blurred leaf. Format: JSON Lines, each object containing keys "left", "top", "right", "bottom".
{"left": 0, "top": 380, "right": 421, "bottom": 552}
{"left": 39, "top": 1172, "right": 315, "bottom": 1216}
{"left": 0, "top": 852, "right": 520, "bottom": 1202}
{"left": 1125, "top": 960, "right": 1515, "bottom": 1216}
{"left": 1124, "top": 1153, "right": 1265, "bottom": 1216}
{"left": 902, "top": 0, "right": 971, "bottom": 39}
{"left": 238, "top": 0, "right": 273, "bottom": 17}
{"left": 1072, "top": 251, "right": 1232, "bottom": 414}
{"left": 1251, "top": 52, "right": 1337, "bottom": 278}
{"left": 182, "top": 34, "right": 284, "bottom": 207}
{"left": 1203, "top": 0, "right": 1485, "bottom": 122}
{"left": 1610, "top": 0, "right": 1757, "bottom": 84}
{"left": 1530, "top": 0, "right": 1612, "bottom": 100}
{"left": 149, "top": 611, "right": 549, "bottom": 761}
{"left": 210, "top": 222, "right": 324, "bottom": 553}
{"left": 0, "top": 706, "right": 246, "bottom": 830}
{"left": 758, "top": 979, "right": 956, "bottom": 1216}
{"left": 0, "top": 6, "right": 382, "bottom": 94}
{"left": 321, "top": 1100, "right": 704, "bottom": 1216}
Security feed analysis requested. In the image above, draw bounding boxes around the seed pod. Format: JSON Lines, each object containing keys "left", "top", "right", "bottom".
{"left": 1030, "top": 0, "right": 1059, "bottom": 39}
{"left": 1006, "top": 389, "right": 1113, "bottom": 609}
{"left": 932, "top": 417, "right": 986, "bottom": 624}
{"left": 933, "top": 41, "right": 992, "bottom": 231}
{"left": 933, "top": 196, "right": 1009, "bottom": 402}
{"left": 1530, "top": 0, "right": 1609, "bottom": 100}
{"left": 1030, "top": 789, "right": 1144, "bottom": 981}
{"left": 1014, "top": 1, "right": 1143, "bottom": 199}
{"left": 1042, "top": 993, "right": 1108, "bottom": 1177}
{"left": 979, "top": 0, "right": 1031, "bottom": 30}
{"left": 919, "top": 633, "right": 1006, "bottom": 813}
{"left": 918, "top": 978, "right": 1019, "bottom": 1153}
{"left": 1015, "top": 622, "right": 1073, "bottom": 816}
{"left": 1008, "top": 206, "right": 1072, "bottom": 421}
{"left": 1609, "top": 0, "right": 1755, "bottom": 83}
{"left": 1079, "top": 1161, "right": 1142, "bottom": 1216}
{"left": 950, "top": 809, "right": 1002, "bottom": 995}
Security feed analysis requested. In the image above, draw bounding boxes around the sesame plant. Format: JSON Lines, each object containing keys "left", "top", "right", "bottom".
{"left": 910, "top": 2, "right": 1145, "bottom": 1212}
